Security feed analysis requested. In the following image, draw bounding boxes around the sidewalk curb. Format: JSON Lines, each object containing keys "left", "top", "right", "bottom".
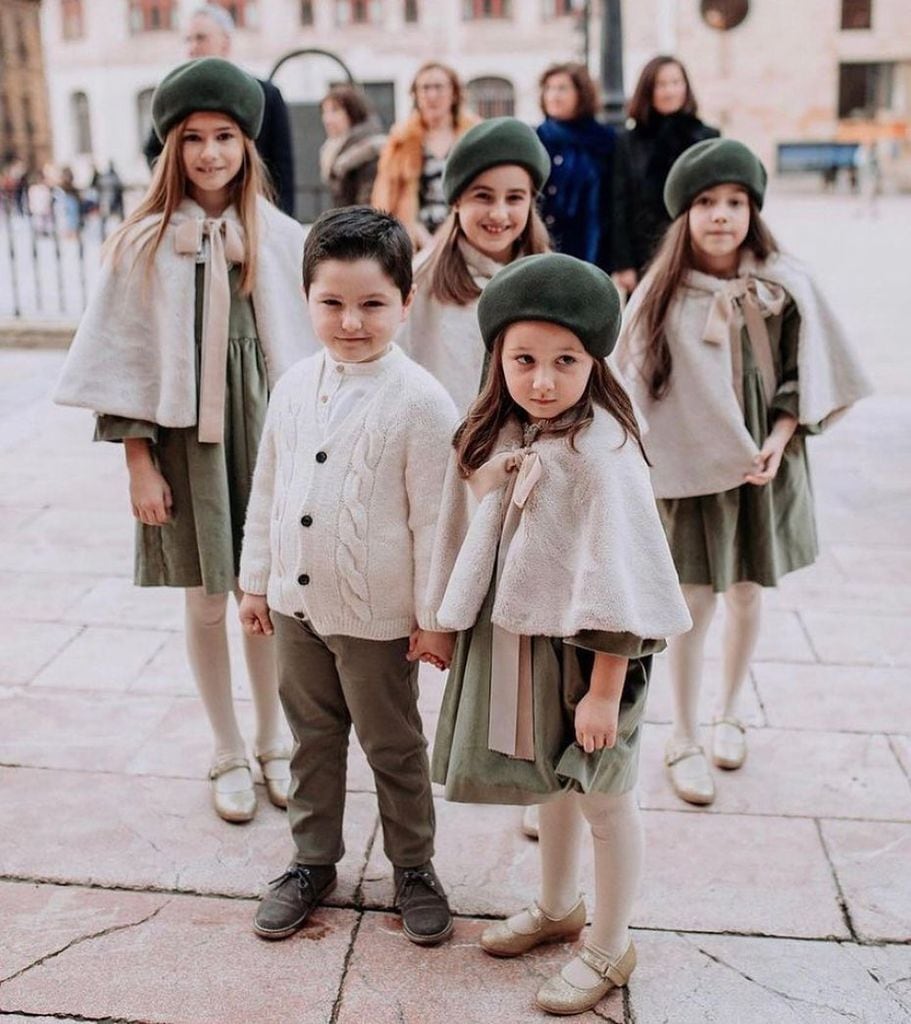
{"left": 0, "top": 320, "right": 76, "bottom": 350}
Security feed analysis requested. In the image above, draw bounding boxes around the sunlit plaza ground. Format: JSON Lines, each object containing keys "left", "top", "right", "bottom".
{"left": 1, "top": 190, "right": 909, "bottom": 1022}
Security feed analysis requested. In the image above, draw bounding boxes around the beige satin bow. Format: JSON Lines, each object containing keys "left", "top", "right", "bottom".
{"left": 174, "top": 217, "right": 246, "bottom": 443}
{"left": 468, "top": 449, "right": 543, "bottom": 761}
{"left": 702, "top": 276, "right": 786, "bottom": 410}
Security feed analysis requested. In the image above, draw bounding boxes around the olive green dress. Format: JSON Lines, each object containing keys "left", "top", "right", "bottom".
{"left": 432, "top": 579, "right": 666, "bottom": 806}
{"left": 658, "top": 295, "right": 820, "bottom": 593}
{"left": 95, "top": 265, "right": 268, "bottom": 596}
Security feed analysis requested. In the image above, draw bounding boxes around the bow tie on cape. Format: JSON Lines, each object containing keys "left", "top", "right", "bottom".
{"left": 173, "top": 216, "right": 246, "bottom": 443}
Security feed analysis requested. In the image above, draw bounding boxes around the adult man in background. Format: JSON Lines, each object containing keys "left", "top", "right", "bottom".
{"left": 143, "top": 4, "right": 296, "bottom": 215}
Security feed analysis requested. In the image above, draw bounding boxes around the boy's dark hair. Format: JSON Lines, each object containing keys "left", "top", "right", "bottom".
{"left": 302, "top": 206, "right": 413, "bottom": 301}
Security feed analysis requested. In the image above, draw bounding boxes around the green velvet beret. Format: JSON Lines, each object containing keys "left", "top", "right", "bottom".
{"left": 442, "top": 117, "right": 551, "bottom": 204}
{"left": 152, "top": 58, "right": 264, "bottom": 142}
{"left": 478, "top": 252, "right": 621, "bottom": 358}
{"left": 663, "top": 138, "right": 767, "bottom": 218}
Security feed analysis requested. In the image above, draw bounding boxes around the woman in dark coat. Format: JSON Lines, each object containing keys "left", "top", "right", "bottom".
{"left": 611, "top": 56, "right": 719, "bottom": 292}
{"left": 536, "top": 62, "right": 615, "bottom": 273}
{"left": 319, "top": 85, "right": 387, "bottom": 208}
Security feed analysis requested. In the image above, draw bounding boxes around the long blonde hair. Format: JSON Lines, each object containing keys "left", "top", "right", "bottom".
{"left": 106, "top": 116, "right": 272, "bottom": 296}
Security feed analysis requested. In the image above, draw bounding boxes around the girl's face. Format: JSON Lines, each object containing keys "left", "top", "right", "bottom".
{"left": 414, "top": 67, "right": 455, "bottom": 124}
{"left": 501, "top": 321, "right": 594, "bottom": 421}
{"left": 542, "top": 72, "right": 579, "bottom": 121}
{"left": 688, "top": 183, "right": 751, "bottom": 275}
{"left": 321, "top": 99, "right": 351, "bottom": 138}
{"left": 652, "top": 62, "right": 688, "bottom": 115}
{"left": 454, "top": 165, "right": 534, "bottom": 263}
{"left": 182, "top": 112, "right": 245, "bottom": 207}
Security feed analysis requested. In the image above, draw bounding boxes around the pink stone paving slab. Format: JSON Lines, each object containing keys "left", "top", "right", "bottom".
{"left": 0, "top": 571, "right": 96, "bottom": 623}
{"left": 0, "top": 766, "right": 377, "bottom": 905}
{"left": 627, "top": 930, "right": 911, "bottom": 1024}
{"left": 0, "top": 511, "right": 132, "bottom": 573}
{"left": 849, "top": 944, "right": 911, "bottom": 1016}
{"left": 776, "top": 579, "right": 911, "bottom": 615}
{"left": 30, "top": 625, "right": 169, "bottom": 692}
{"left": 0, "top": 688, "right": 176, "bottom": 774}
{"left": 703, "top": 607, "right": 816, "bottom": 664}
{"left": 643, "top": 654, "right": 765, "bottom": 727}
{"left": 830, "top": 544, "right": 911, "bottom": 585}
{"left": 800, "top": 611, "right": 911, "bottom": 667}
{"left": 637, "top": 811, "right": 849, "bottom": 938}
{"left": 0, "top": 882, "right": 356, "bottom": 1024}
{"left": 60, "top": 575, "right": 184, "bottom": 630}
{"left": 889, "top": 735, "right": 911, "bottom": 778}
{"left": 753, "top": 662, "right": 911, "bottom": 734}
{"left": 0, "top": 621, "right": 82, "bottom": 686}
{"left": 819, "top": 820, "right": 911, "bottom": 942}
{"left": 335, "top": 914, "right": 623, "bottom": 1024}
{"left": 639, "top": 724, "right": 911, "bottom": 821}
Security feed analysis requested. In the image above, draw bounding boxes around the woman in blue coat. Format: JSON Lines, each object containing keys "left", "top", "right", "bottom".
{"left": 536, "top": 62, "right": 615, "bottom": 273}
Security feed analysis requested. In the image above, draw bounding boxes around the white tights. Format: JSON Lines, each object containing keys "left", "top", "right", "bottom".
{"left": 184, "top": 586, "right": 284, "bottom": 764}
{"left": 668, "top": 581, "right": 763, "bottom": 745}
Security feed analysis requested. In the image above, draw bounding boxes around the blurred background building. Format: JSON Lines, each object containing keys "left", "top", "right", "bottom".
{"left": 0, "top": 0, "right": 52, "bottom": 168}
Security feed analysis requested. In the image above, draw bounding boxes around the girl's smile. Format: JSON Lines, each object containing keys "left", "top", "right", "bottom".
{"left": 181, "top": 112, "right": 245, "bottom": 215}
{"left": 454, "top": 165, "right": 534, "bottom": 263}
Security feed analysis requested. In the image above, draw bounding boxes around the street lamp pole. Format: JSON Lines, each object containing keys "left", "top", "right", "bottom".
{"left": 600, "top": 0, "right": 625, "bottom": 126}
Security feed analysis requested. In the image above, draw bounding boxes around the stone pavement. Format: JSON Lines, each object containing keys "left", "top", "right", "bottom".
{"left": 1, "top": 192, "right": 909, "bottom": 1023}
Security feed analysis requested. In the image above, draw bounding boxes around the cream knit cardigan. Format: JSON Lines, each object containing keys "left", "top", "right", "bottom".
{"left": 396, "top": 239, "right": 504, "bottom": 414}
{"left": 239, "top": 345, "right": 458, "bottom": 640}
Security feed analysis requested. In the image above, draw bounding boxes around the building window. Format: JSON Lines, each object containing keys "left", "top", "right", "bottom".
{"left": 137, "top": 88, "right": 155, "bottom": 148}
{"left": 462, "top": 0, "right": 511, "bottom": 19}
{"left": 61, "top": 0, "right": 85, "bottom": 40}
{"left": 212, "top": 0, "right": 259, "bottom": 29}
{"left": 128, "top": 0, "right": 177, "bottom": 32}
{"left": 467, "top": 76, "right": 515, "bottom": 118}
{"left": 301, "top": 0, "right": 314, "bottom": 25}
{"left": 404, "top": 0, "right": 419, "bottom": 22}
{"left": 841, "top": 0, "right": 872, "bottom": 29}
{"left": 335, "top": 0, "right": 382, "bottom": 25}
{"left": 71, "top": 91, "right": 92, "bottom": 153}
{"left": 838, "top": 62, "right": 894, "bottom": 118}
{"left": 542, "top": 0, "right": 577, "bottom": 16}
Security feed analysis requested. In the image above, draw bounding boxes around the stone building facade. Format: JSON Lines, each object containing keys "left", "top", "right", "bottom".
{"left": 0, "top": 0, "right": 52, "bottom": 169}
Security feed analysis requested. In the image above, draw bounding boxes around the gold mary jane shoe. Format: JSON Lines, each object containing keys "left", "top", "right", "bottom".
{"left": 536, "top": 941, "right": 636, "bottom": 1016}
{"left": 520, "top": 805, "right": 540, "bottom": 840}
{"left": 209, "top": 756, "right": 256, "bottom": 823}
{"left": 664, "top": 740, "right": 715, "bottom": 806}
{"left": 480, "top": 898, "right": 586, "bottom": 958}
{"left": 711, "top": 717, "right": 747, "bottom": 770}
{"left": 256, "top": 747, "right": 291, "bottom": 809}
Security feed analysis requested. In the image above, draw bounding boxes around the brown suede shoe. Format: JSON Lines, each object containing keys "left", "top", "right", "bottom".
{"left": 253, "top": 864, "right": 337, "bottom": 940}
{"left": 393, "top": 862, "right": 453, "bottom": 946}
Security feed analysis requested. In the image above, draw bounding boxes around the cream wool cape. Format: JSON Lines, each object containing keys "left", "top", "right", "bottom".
{"left": 426, "top": 409, "right": 692, "bottom": 640}
{"left": 396, "top": 238, "right": 503, "bottom": 414}
{"left": 54, "top": 196, "right": 318, "bottom": 423}
{"left": 613, "top": 251, "right": 873, "bottom": 499}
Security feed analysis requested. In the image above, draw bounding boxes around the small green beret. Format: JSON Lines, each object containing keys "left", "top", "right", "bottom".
{"left": 152, "top": 57, "right": 264, "bottom": 142}
{"left": 443, "top": 117, "right": 551, "bottom": 204}
{"left": 478, "top": 252, "right": 621, "bottom": 358}
{"left": 663, "top": 138, "right": 767, "bottom": 219}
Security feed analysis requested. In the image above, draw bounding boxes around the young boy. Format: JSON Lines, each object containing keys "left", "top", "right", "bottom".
{"left": 239, "top": 207, "right": 457, "bottom": 944}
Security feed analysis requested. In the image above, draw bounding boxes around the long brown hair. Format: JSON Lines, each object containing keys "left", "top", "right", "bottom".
{"left": 632, "top": 196, "right": 779, "bottom": 399}
{"left": 627, "top": 56, "right": 698, "bottom": 127}
{"left": 454, "top": 331, "right": 646, "bottom": 477}
{"left": 424, "top": 202, "right": 551, "bottom": 306}
{"left": 106, "top": 115, "right": 270, "bottom": 296}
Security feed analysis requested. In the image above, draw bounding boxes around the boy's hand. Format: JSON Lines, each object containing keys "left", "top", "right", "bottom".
{"left": 745, "top": 414, "right": 798, "bottom": 486}
{"left": 407, "top": 629, "right": 455, "bottom": 670}
{"left": 574, "top": 692, "right": 621, "bottom": 753}
{"left": 239, "top": 592, "right": 274, "bottom": 637}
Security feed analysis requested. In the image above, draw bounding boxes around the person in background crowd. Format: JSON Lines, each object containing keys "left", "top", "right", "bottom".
{"left": 143, "top": 4, "right": 296, "bottom": 216}
{"left": 94, "top": 161, "right": 125, "bottom": 224}
{"left": 319, "top": 85, "right": 387, "bottom": 208}
{"left": 536, "top": 62, "right": 615, "bottom": 273}
{"left": 611, "top": 56, "right": 719, "bottom": 292}
{"left": 55, "top": 166, "right": 82, "bottom": 237}
{"left": 372, "top": 61, "right": 478, "bottom": 251}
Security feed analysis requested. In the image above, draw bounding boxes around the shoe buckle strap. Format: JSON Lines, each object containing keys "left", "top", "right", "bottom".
{"left": 526, "top": 901, "right": 545, "bottom": 927}
{"left": 579, "top": 944, "right": 625, "bottom": 984}
{"left": 664, "top": 743, "right": 705, "bottom": 768}
{"left": 712, "top": 716, "right": 746, "bottom": 733}
{"left": 209, "top": 755, "right": 250, "bottom": 779}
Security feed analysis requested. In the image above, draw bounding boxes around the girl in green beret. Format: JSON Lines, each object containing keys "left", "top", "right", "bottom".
{"left": 425, "top": 253, "right": 692, "bottom": 1014}
{"left": 397, "top": 117, "right": 551, "bottom": 415}
{"left": 614, "top": 139, "right": 871, "bottom": 806}
{"left": 55, "top": 58, "right": 319, "bottom": 823}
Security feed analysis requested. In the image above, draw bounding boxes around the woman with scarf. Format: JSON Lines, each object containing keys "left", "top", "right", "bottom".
{"left": 319, "top": 85, "right": 386, "bottom": 208}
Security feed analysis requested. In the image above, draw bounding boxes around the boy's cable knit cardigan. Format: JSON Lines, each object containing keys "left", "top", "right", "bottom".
{"left": 239, "top": 345, "right": 458, "bottom": 640}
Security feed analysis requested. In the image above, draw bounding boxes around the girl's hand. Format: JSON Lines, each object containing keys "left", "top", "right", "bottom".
{"left": 613, "top": 268, "right": 638, "bottom": 294}
{"left": 239, "top": 593, "right": 274, "bottom": 637}
{"left": 129, "top": 462, "right": 173, "bottom": 525}
{"left": 407, "top": 628, "right": 455, "bottom": 670}
{"left": 744, "top": 414, "right": 798, "bottom": 486}
{"left": 574, "top": 692, "right": 621, "bottom": 753}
